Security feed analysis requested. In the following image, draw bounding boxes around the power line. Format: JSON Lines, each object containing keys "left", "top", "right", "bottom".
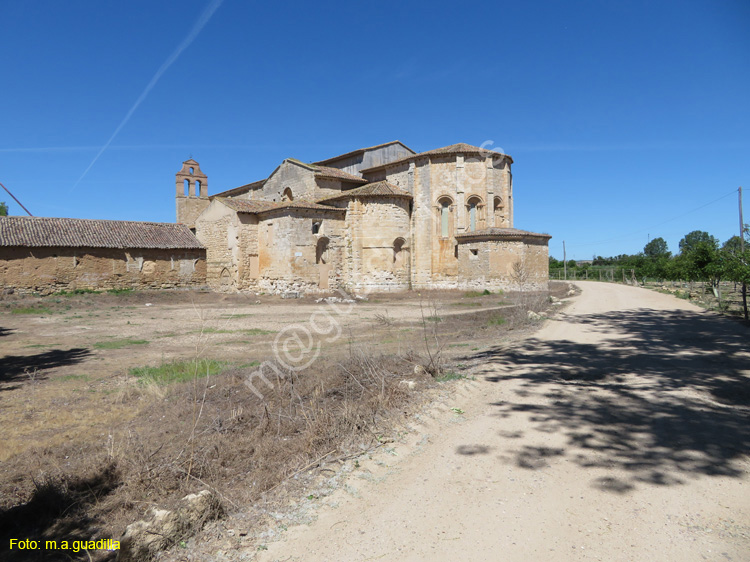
{"left": 568, "top": 188, "right": 737, "bottom": 249}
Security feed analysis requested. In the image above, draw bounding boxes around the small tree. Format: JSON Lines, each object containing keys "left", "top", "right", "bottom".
{"left": 0, "top": 201, "right": 7, "bottom": 216}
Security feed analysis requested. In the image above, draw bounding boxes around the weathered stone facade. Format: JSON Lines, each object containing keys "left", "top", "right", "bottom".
{"left": 0, "top": 217, "right": 205, "bottom": 295}
{"left": 189, "top": 141, "right": 551, "bottom": 294}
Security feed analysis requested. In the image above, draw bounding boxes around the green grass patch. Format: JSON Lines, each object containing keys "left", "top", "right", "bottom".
{"left": 59, "top": 374, "right": 91, "bottom": 382}
{"left": 488, "top": 315, "right": 506, "bottom": 326}
{"left": 11, "top": 306, "right": 53, "bottom": 315}
{"left": 238, "top": 361, "right": 260, "bottom": 368}
{"left": 55, "top": 288, "right": 102, "bottom": 296}
{"left": 130, "top": 359, "right": 229, "bottom": 385}
{"left": 450, "top": 301, "right": 482, "bottom": 307}
{"left": 448, "top": 343, "right": 471, "bottom": 348}
{"left": 464, "top": 289, "right": 493, "bottom": 298}
{"left": 435, "top": 371, "right": 467, "bottom": 382}
{"left": 425, "top": 316, "right": 442, "bottom": 323}
{"left": 107, "top": 288, "right": 134, "bottom": 295}
{"left": 240, "top": 328, "right": 276, "bottom": 335}
{"left": 94, "top": 338, "right": 149, "bottom": 350}
{"left": 196, "top": 328, "right": 236, "bottom": 334}
{"left": 220, "top": 313, "right": 254, "bottom": 319}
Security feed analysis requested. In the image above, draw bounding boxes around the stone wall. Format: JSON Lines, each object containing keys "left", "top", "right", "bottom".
{"left": 342, "top": 197, "right": 411, "bottom": 292}
{"left": 257, "top": 210, "right": 346, "bottom": 294}
{"left": 259, "top": 161, "right": 317, "bottom": 202}
{"left": 0, "top": 246, "right": 206, "bottom": 295}
{"left": 195, "top": 200, "right": 260, "bottom": 290}
{"left": 453, "top": 237, "right": 549, "bottom": 291}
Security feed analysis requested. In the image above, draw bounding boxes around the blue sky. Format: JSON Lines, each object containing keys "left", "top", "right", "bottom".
{"left": 1, "top": 0, "right": 748, "bottom": 260}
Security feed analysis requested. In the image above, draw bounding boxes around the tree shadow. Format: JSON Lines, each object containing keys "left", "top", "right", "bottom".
{"left": 0, "top": 327, "right": 14, "bottom": 337}
{"left": 0, "top": 348, "right": 92, "bottom": 388}
{"left": 465, "top": 308, "right": 750, "bottom": 491}
{"left": 0, "top": 464, "right": 121, "bottom": 561}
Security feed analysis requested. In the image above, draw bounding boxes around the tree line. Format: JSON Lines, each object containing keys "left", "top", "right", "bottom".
{"left": 550, "top": 229, "right": 750, "bottom": 301}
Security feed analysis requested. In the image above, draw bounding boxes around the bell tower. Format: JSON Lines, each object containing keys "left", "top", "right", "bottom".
{"left": 176, "top": 159, "right": 210, "bottom": 230}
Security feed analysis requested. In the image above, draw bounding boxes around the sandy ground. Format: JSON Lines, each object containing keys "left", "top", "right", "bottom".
{"left": 251, "top": 281, "right": 750, "bottom": 562}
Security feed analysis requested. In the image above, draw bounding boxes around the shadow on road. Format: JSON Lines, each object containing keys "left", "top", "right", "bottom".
{"left": 465, "top": 308, "right": 750, "bottom": 491}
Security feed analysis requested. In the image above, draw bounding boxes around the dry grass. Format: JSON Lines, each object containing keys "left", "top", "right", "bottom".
{"left": 0, "top": 284, "right": 570, "bottom": 561}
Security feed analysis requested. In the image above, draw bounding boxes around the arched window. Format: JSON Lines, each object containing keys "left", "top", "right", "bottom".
{"left": 189, "top": 167, "right": 194, "bottom": 175}
{"left": 312, "top": 221, "right": 321, "bottom": 235}
{"left": 437, "top": 197, "right": 453, "bottom": 238}
{"left": 195, "top": 180, "right": 202, "bottom": 197}
{"left": 466, "top": 196, "right": 483, "bottom": 232}
{"left": 282, "top": 187, "right": 294, "bottom": 202}
{"left": 184, "top": 179, "right": 190, "bottom": 196}
{"left": 493, "top": 196, "right": 504, "bottom": 227}
{"left": 316, "top": 237, "right": 330, "bottom": 264}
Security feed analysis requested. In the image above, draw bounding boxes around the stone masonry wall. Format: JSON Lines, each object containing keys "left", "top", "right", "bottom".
{"left": 453, "top": 238, "right": 549, "bottom": 291}
{"left": 0, "top": 246, "right": 206, "bottom": 295}
{"left": 343, "top": 197, "right": 411, "bottom": 292}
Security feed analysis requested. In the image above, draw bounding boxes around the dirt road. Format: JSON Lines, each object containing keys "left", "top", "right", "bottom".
{"left": 256, "top": 282, "right": 750, "bottom": 562}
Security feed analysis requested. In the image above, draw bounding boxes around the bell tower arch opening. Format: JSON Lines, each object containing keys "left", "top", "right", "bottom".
{"left": 175, "top": 159, "right": 209, "bottom": 229}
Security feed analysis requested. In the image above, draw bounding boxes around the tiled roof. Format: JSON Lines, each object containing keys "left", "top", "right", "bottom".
{"left": 312, "top": 140, "right": 415, "bottom": 166}
{"left": 217, "top": 198, "right": 344, "bottom": 215}
{"left": 312, "top": 165, "right": 367, "bottom": 183}
{"left": 0, "top": 216, "right": 204, "bottom": 249}
{"left": 318, "top": 181, "right": 412, "bottom": 203}
{"left": 211, "top": 179, "right": 266, "bottom": 199}
{"left": 455, "top": 228, "right": 551, "bottom": 241}
{"left": 361, "top": 143, "right": 513, "bottom": 172}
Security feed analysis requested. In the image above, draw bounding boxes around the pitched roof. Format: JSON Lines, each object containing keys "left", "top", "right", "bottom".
{"left": 0, "top": 216, "right": 204, "bottom": 249}
{"left": 216, "top": 198, "right": 344, "bottom": 215}
{"left": 317, "top": 181, "right": 412, "bottom": 203}
{"left": 210, "top": 179, "right": 266, "bottom": 199}
{"left": 361, "top": 143, "right": 513, "bottom": 173}
{"left": 313, "top": 165, "right": 367, "bottom": 183}
{"left": 455, "top": 228, "right": 551, "bottom": 241}
{"left": 312, "top": 140, "right": 415, "bottom": 166}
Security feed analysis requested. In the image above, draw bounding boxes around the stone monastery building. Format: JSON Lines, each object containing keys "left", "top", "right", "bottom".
{"left": 0, "top": 140, "right": 550, "bottom": 295}
{"left": 181, "top": 141, "right": 551, "bottom": 293}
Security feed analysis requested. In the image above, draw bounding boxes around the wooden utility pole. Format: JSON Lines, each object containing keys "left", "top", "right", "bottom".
{"left": 740, "top": 187, "right": 747, "bottom": 320}
{"left": 563, "top": 241, "right": 567, "bottom": 281}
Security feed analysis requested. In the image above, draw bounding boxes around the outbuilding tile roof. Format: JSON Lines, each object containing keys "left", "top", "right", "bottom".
{"left": 361, "top": 143, "right": 513, "bottom": 172}
{"left": 318, "top": 181, "right": 412, "bottom": 203}
{"left": 0, "top": 216, "right": 204, "bottom": 249}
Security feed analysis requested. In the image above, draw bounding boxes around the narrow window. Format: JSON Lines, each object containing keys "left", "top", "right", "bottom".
{"left": 189, "top": 167, "right": 194, "bottom": 174}
{"left": 195, "top": 180, "right": 202, "bottom": 197}
{"left": 467, "top": 196, "right": 482, "bottom": 232}
{"left": 312, "top": 221, "right": 321, "bottom": 235}
{"left": 184, "top": 179, "right": 190, "bottom": 196}
{"left": 440, "top": 200, "right": 451, "bottom": 238}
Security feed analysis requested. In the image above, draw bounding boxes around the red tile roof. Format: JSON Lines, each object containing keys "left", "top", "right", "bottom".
{"left": 313, "top": 165, "right": 368, "bottom": 183}
{"left": 361, "top": 143, "right": 513, "bottom": 173}
{"left": 0, "top": 216, "right": 203, "bottom": 249}
{"left": 318, "top": 181, "right": 412, "bottom": 203}
{"left": 217, "top": 198, "right": 344, "bottom": 215}
{"left": 455, "top": 228, "right": 551, "bottom": 241}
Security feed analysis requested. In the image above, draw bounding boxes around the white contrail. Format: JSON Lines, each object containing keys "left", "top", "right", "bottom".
{"left": 71, "top": 0, "right": 224, "bottom": 190}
